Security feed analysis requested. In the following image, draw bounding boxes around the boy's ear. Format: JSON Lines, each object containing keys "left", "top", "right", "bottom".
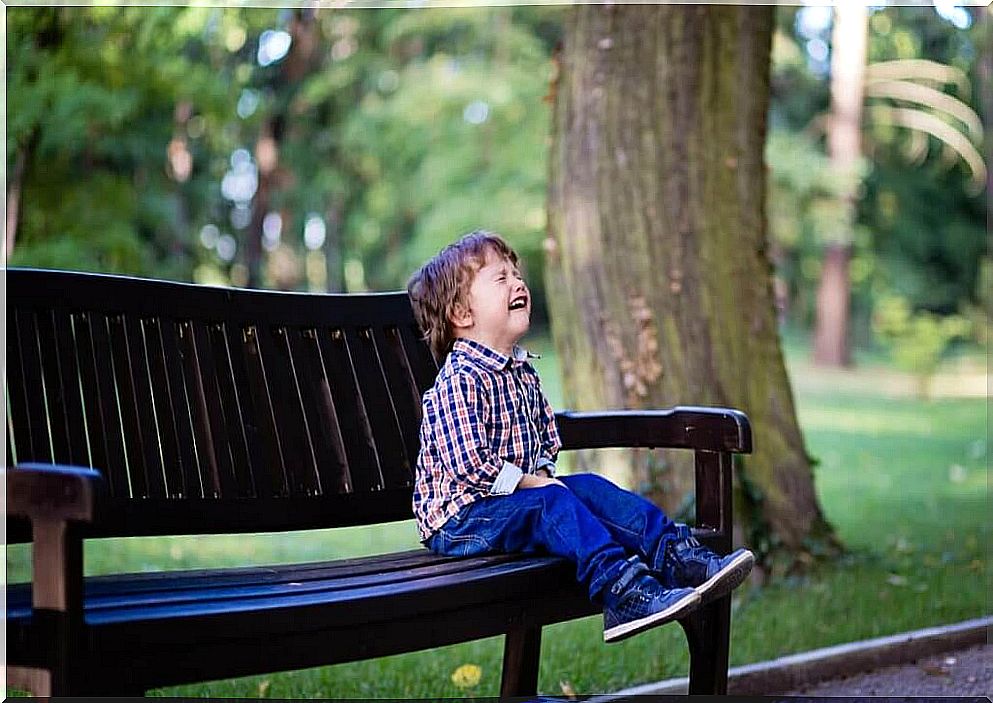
{"left": 449, "top": 301, "right": 473, "bottom": 330}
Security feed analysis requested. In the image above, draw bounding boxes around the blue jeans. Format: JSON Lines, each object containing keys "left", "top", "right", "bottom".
{"left": 425, "top": 473, "right": 683, "bottom": 604}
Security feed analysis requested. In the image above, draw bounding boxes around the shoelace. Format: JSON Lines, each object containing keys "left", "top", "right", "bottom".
{"left": 673, "top": 536, "right": 713, "bottom": 561}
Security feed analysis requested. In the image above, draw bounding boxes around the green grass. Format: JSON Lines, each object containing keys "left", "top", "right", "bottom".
{"left": 5, "top": 335, "right": 989, "bottom": 698}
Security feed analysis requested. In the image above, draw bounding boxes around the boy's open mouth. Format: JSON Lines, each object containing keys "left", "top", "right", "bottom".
{"left": 509, "top": 296, "right": 528, "bottom": 311}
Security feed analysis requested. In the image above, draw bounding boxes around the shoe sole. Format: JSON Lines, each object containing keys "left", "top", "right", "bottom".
{"left": 603, "top": 590, "right": 702, "bottom": 644}
{"left": 696, "top": 550, "right": 754, "bottom": 604}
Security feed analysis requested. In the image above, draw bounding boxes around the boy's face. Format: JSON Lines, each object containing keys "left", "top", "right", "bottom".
{"left": 451, "top": 248, "right": 531, "bottom": 356}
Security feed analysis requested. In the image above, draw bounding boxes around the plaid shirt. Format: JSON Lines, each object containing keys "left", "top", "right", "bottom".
{"left": 413, "top": 337, "right": 562, "bottom": 541}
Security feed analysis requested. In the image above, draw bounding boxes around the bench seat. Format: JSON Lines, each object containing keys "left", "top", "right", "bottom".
{"left": 8, "top": 549, "right": 596, "bottom": 691}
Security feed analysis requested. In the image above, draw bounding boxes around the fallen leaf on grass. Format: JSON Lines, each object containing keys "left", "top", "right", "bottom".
{"left": 559, "top": 680, "right": 577, "bottom": 699}
{"left": 258, "top": 679, "right": 271, "bottom": 696}
{"left": 886, "top": 574, "right": 907, "bottom": 587}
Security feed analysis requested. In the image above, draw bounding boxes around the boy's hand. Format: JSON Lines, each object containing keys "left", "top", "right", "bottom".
{"left": 518, "top": 474, "right": 567, "bottom": 490}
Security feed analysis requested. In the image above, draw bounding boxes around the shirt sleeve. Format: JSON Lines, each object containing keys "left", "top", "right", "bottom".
{"left": 433, "top": 371, "right": 522, "bottom": 496}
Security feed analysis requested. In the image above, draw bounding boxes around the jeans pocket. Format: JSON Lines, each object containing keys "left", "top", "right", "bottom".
{"left": 431, "top": 524, "right": 491, "bottom": 557}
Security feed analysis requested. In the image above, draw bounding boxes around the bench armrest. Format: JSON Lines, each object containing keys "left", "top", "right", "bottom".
{"left": 7, "top": 463, "right": 101, "bottom": 523}
{"left": 6, "top": 464, "right": 101, "bottom": 612}
{"left": 554, "top": 406, "right": 750, "bottom": 551}
{"left": 555, "top": 406, "right": 751, "bottom": 453}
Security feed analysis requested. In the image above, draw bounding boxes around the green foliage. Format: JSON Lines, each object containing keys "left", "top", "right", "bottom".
{"left": 872, "top": 293, "right": 972, "bottom": 397}
{"left": 861, "top": 156, "right": 986, "bottom": 315}
{"left": 7, "top": 7, "right": 246, "bottom": 279}
{"left": 338, "top": 8, "right": 554, "bottom": 315}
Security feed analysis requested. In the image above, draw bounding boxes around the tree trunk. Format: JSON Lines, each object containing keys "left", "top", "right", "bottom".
{"left": 6, "top": 129, "right": 38, "bottom": 260}
{"left": 546, "top": 5, "right": 837, "bottom": 569}
{"left": 813, "top": 4, "right": 867, "bottom": 367}
{"left": 813, "top": 243, "right": 852, "bottom": 366}
{"left": 246, "top": 9, "right": 320, "bottom": 289}
{"left": 325, "top": 197, "right": 346, "bottom": 293}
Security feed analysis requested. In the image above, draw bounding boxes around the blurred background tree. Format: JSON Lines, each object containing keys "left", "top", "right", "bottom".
{"left": 767, "top": 5, "right": 987, "bottom": 369}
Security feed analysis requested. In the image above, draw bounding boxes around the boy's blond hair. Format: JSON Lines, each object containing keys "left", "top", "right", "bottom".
{"left": 407, "top": 230, "right": 520, "bottom": 360}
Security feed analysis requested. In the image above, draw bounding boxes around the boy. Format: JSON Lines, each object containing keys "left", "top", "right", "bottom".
{"left": 407, "top": 230, "right": 754, "bottom": 643}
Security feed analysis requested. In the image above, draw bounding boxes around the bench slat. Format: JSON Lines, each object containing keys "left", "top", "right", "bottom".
{"left": 318, "top": 328, "right": 382, "bottom": 492}
{"left": 37, "top": 310, "right": 74, "bottom": 464}
{"left": 90, "top": 554, "right": 572, "bottom": 627}
{"left": 10, "top": 552, "right": 528, "bottom": 616}
{"left": 151, "top": 319, "right": 200, "bottom": 498}
{"left": 206, "top": 322, "right": 257, "bottom": 497}
{"left": 141, "top": 319, "right": 179, "bottom": 496}
{"left": 175, "top": 320, "right": 219, "bottom": 498}
{"left": 255, "top": 324, "right": 321, "bottom": 497}
{"left": 188, "top": 321, "right": 238, "bottom": 497}
{"left": 7, "top": 310, "right": 33, "bottom": 466}
{"left": 4, "top": 550, "right": 455, "bottom": 608}
{"left": 378, "top": 326, "right": 424, "bottom": 470}
{"left": 223, "top": 323, "right": 274, "bottom": 497}
{"left": 288, "top": 328, "right": 352, "bottom": 494}
{"left": 70, "top": 312, "right": 106, "bottom": 473}
{"left": 14, "top": 309, "right": 53, "bottom": 463}
{"left": 127, "top": 315, "right": 170, "bottom": 498}
{"left": 8, "top": 552, "right": 572, "bottom": 627}
{"left": 398, "top": 322, "right": 439, "bottom": 396}
{"left": 51, "top": 310, "right": 92, "bottom": 468}
{"left": 348, "top": 326, "right": 411, "bottom": 490}
{"left": 3, "top": 550, "right": 436, "bottom": 606}
{"left": 76, "top": 312, "right": 130, "bottom": 494}
{"left": 106, "top": 314, "right": 151, "bottom": 497}
{"left": 240, "top": 324, "right": 291, "bottom": 497}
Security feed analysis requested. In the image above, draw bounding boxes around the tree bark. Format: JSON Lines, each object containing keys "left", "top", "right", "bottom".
{"left": 246, "top": 9, "right": 320, "bottom": 288}
{"left": 546, "top": 5, "right": 836, "bottom": 568}
{"left": 6, "top": 144, "right": 29, "bottom": 260}
{"left": 813, "top": 243, "right": 852, "bottom": 366}
{"left": 6, "top": 129, "right": 38, "bottom": 260}
{"left": 813, "top": 4, "right": 867, "bottom": 367}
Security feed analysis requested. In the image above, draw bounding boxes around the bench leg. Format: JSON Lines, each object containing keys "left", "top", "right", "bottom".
{"left": 679, "top": 597, "right": 731, "bottom": 694}
{"left": 500, "top": 625, "right": 542, "bottom": 696}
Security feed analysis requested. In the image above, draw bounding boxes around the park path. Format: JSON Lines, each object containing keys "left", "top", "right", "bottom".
{"left": 782, "top": 642, "right": 992, "bottom": 696}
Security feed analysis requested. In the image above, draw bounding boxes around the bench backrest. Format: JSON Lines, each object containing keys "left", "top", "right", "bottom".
{"left": 6, "top": 269, "right": 439, "bottom": 539}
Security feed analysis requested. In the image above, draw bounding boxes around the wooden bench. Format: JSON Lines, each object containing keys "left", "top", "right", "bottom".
{"left": 5, "top": 268, "right": 752, "bottom": 696}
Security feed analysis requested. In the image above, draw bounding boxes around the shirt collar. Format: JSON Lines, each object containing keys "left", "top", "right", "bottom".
{"left": 451, "top": 337, "right": 540, "bottom": 371}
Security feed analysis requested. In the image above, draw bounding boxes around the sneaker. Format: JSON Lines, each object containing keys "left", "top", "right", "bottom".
{"left": 602, "top": 556, "right": 702, "bottom": 643}
{"left": 655, "top": 531, "right": 754, "bottom": 605}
